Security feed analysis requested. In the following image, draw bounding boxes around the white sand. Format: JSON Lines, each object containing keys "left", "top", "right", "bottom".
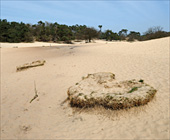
{"left": 1, "top": 37, "right": 169, "bottom": 139}
{"left": 0, "top": 40, "right": 86, "bottom": 48}
{"left": 0, "top": 41, "right": 68, "bottom": 48}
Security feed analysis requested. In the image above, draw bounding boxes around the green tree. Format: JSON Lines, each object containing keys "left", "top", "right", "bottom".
{"left": 118, "top": 29, "right": 128, "bottom": 40}
{"left": 98, "top": 25, "right": 102, "bottom": 39}
{"left": 0, "top": 20, "right": 33, "bottom": 42}
{"left": 102, "top": 30, "right": 120, "bottom": 41}
{"left": 56, "top": 24, "right": 74, "bottom": 43}
{"left": 83, "top": 27, "right": 99, "bottom": 42}
{"left": 127, "top": 31, "right": 141, "bottom": 41}
{"left": 0, "top": 19, "right": 10, "bottom": 42}
{"left": 70, "top": 24, "right": 87, "bottom": 40}
{"left": 98, "top": 25, "right": 102, "bottom": 32}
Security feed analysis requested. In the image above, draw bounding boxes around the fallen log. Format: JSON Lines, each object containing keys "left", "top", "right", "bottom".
{"left": 16, "top": 60, "right": 46, "bottom": 71}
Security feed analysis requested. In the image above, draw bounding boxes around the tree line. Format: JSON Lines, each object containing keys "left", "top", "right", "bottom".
{"left": 0, "top": 19, "right": 169, "bottom": 43}
{"left": 100, "top": 27, "right": 169, "bottom": 41}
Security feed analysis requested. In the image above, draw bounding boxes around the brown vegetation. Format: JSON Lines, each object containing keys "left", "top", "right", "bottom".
{"left": 67, "top": 72, "right": 157, "bottom": 110}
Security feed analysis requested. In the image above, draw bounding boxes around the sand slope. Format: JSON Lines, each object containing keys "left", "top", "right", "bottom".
{"left": 1, "top": 37, "right": 169, "bottom": 139}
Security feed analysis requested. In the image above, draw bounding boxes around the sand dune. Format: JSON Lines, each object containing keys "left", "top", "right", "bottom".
{"left": 1, "top": 37, "right": 169, "bottom": 139}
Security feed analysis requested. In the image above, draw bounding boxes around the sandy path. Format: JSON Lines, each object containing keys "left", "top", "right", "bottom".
{"left": 1, "top": 37, "right": 169, "bottom": 139}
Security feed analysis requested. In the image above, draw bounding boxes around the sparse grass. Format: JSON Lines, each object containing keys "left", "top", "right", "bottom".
{"left": 67, "top": 73, "right": 157, "bottom": 110}
{"left": 84, "top": 95, "right": 88, "bottom": 100}
{"left": 78, "top": 93, "right": 83, "bottom": 96}
{"left": 82, "top": 76, "right": 85, "bottom": 80}
{"left": 106, "top": 95, "right": 113, "bottom": 100}
{"left": 139, "top": 79, "right": 144, "bottom": 83}
{"left": 90, "top": 91, "right": 95, "bottom": 95}
{"left": 68, "top": 85, "right": 157, "bottom": 110}
{"left": 128, "top": 87, "right": 139, "bottom": 93}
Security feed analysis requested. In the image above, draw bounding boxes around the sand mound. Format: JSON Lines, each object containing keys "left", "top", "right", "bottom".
{"left": 68, "top": 72, "right": 157, "bottom": 109}
{"left": 16, "top": 60, "right": 46, "bottom": 71}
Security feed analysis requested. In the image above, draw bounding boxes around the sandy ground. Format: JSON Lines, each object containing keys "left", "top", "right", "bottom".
{"left": 1, "top": 37, "right": 169, "bottom": 139}
{"left": 0, "top": 41, "right": 68, "bottom": 48}
{"left": 0, "top": 40, "right": 88, "bottom": 48}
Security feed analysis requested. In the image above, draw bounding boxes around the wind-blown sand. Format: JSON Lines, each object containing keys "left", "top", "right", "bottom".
{"left": 1, "top": 37, "right": 169, "bottom": 139}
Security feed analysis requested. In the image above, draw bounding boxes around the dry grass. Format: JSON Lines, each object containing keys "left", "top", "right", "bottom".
{"left": 67, "top": 72, "right": 157, "bottom": 110}
{"left": 71, "top": 98, "right": 157, "bottom": 120}
{"left": 69, "top": 89, "right": 156, "bottom": 109}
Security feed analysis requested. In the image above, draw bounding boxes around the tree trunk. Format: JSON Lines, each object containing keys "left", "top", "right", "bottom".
{"left": 89, "top": 37, "right": 91, "bottom": 42}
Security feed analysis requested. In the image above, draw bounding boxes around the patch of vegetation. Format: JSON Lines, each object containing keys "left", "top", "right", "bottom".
{"left": 139, "top": 79, "right": 144, "bottom": 83}
{"left": 84, "top": 95, "right": 88, "bottom": 100}
{"left": 127, "top": 31, "right": 141, "bottom": 41}
{"left": 68, "top": 72, "right": 157, "bottom": 110}
{"left": 0, "top": 19, "right": 33, "bottom": 43}
{"left": 78, "top": 93, "right": 83, "bottom": 96}
{"left": 106, "top": 95, "right": 113, "bottom": 100}
{"left": 82, "top": 76, "right": 85, "bottom": 80}
{"left": 128, "top": 80, "right": 133, "bottom": 83}
{"left": 141, "top": 26, "right": 170, "bottom": 41}
{"left": 90, "top": 91, "right": 95, "bottom": 95}
{"left": 101, "top": 30, "right": 120, "bottom": 41}
{"left": 1, "top": 19, "right": 169, "bottom": 43}
{"left": 128, "top": 87, "right": 139, "bottom": 93}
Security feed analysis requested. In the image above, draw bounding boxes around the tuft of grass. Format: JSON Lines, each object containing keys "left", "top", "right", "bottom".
{"left": 75, "top": 83, "right": 79, "bottom": 85}
{"left": 90, "top": 91, "right": 95, "bottom": 95}
{"left": 106, "top": 95, "right": 113, "bottom": 100}
{"left": 128, "top": 87, "right": 139, "bottom": 93}
{"left": 87, "top": 74, "right": 92, "bottom": 77}
{"left": 139, "top": 79, "right": 144, "bottom": 83}
{"left": 82, "top": 76, "right": 85, "bottom": 80}
{"left": 84, "top": 95, "right": 88, "bottom": 100}
{"left": 78, "top": 93, "right": 83, "bottom": 96}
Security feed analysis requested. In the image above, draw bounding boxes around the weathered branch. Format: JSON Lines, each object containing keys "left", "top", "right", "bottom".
{"left": 30, "top": 81, "right": 38, "bottom": 103}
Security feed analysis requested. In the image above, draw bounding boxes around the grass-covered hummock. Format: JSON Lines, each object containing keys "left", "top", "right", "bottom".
{"left": 67, "top": 72, "right": 157, "bottom": 110}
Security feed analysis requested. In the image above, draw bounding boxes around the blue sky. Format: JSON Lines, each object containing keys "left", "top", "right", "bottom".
{"left": 1, "top": 0, "right": 169, "bottom": 34}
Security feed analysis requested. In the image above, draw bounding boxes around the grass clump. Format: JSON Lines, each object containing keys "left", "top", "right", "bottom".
{"left": 84, "top": 95, "right": 88, "bottom": 100}
{"left": 128, "top": 87, "right": 139, "bottom": 93}
{"left": 90, "top": 91, "right": 95, "bottom": 95}
{"left": 139, "top": 79, "right": 144, "bottom": 83}
{"left": 78, "top": 93, "right": 83, "bottom": 96}
{"left": 67, "top": 72, "right": 157, "bottom": 110}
